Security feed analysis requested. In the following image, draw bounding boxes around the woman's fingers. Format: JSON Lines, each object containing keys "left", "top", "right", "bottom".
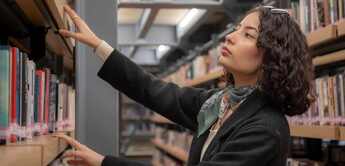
{"left": 67, "top": 159, "right": 87, "bottom": 166}
{"left": 63, "top": 5, "right": 80, "bottom": 21}
{"left": 59, "top": 29, "right": 79, "bottom": 39}
{"left": 53, "top": 134, "right": 85, "bottom": 150}
{"left": 64, "top": 150, "right": 88, "bottom": 159}
{"left": 60, "top": 5, "right": 102, "bottom": 48}
{"left": 63, "top": 5, "right": 85, "bottom": 33}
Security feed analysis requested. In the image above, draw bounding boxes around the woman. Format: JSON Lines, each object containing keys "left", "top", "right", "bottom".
{"left": 56, "top": 4, "right": 315, "bottom": 166}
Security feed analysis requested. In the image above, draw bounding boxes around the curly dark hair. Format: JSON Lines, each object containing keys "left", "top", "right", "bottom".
{"left": 223, "top": 6, "right": 316, "bottom": 116}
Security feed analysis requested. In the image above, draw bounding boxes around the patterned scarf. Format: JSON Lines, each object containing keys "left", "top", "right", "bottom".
{"left": 197, "top": 84, "right": 256, "bottom": 137}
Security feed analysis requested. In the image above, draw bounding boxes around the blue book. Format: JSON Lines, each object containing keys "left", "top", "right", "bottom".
{"left": 34, "top": 73, "right": 40, "bottom": 123}
{"left": 0, "top": 39, "right": 10, "bottom": 144}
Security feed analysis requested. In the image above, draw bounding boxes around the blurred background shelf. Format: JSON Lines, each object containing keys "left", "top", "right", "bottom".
{"left": 289, "top": 125, "right": 339, "bottom": 140}
{"left": 151, "top": 138, "right": 188, "bottom": 163}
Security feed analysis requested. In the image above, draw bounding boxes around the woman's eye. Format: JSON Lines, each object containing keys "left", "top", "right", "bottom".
{"left": 245, "top": 33, "right": 254, "bottom": 39}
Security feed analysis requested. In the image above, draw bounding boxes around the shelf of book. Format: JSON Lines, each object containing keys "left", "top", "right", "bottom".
{"left": 0, "top": 130, "right": 74, "bottom": 166}
{"left": 289, "top": 125, "right": 339, "bottom": 140}
{"left": 338, "top": 127, "right": 345, "bottom": 140}
{"left": 151, "top": 138, "right": 188, "bottom": 163}
{"left": 45, "top": 0, "right": 75, "bottom": 50}
{"left": 150, "top": 114, "right": 345, "bottom": 141}
{"left": 336, "top": 19, "right": 345, "bottom": 37}
{"left": 307, "top": 24, "right": 337, "bottom": 47}
{"left": 8, "top": 37, "right": 30, "bottom": 54}
{"left": 313, "top": 49, "right": 345, "bottom": 67}
{"left": 0, "top": 0, "right": 77, "bottom": 165}
{"left": 14, "top": 0, "right": 74, "bottom": 62}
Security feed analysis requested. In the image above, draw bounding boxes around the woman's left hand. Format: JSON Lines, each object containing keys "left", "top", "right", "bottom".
{"left": 53, "top": 134, "right": 105, "bottom": 166}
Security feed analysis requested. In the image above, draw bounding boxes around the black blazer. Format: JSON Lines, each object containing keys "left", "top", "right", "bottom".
{"left": 98, "top": 50, "right": 290, "bottom": 166}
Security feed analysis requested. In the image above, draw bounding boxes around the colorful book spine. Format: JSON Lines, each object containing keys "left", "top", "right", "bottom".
{"left": 0, "top": 39, "right": 10, "bottom": 144}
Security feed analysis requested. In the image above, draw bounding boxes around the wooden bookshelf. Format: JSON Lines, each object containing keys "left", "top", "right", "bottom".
{"left": 289, "top": 125, "right": 339, "bottom": 140}
{"left": 151, "top": 138, "right": 188, "bottom": 163}
{"left": 8, "top": 37, "right": 31, "bottom": 54}
{"left": 307, "top": 24, "right": 337, "bottom": 47}
{"left": 14, "top": 0, "right": 74, "bottom": 66}
{"left": 125, "top": 142, "right": 155, "bottom": 157}
{"left": 150, "top": 114, "right": 174, "bottom": 124}
{"left": 336, "top": 19, "right": 345, "bottom": 37}
{"left": 0, "top": 131, "right": 74, "bottom": 166}
{"left": 182, "top": 70, "right": 224, "bottom": 87}
{"left": 338, "top": 127, "right": 345, "bottom": 140}
{"left": 313, "top": 49, "right": 345, "bottom": 67}
{"left": 45, "top": 0, "right": 75, "bottom": 50}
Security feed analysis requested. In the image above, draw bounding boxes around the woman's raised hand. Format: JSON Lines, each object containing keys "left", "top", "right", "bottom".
{"left": 53, "top": 134, "right": 104, "bottom": 166}
{"left": 59, "top": 5, "right": 102, "bottom": 49}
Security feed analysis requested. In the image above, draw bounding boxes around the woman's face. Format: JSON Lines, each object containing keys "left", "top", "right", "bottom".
{"left": 219, "top": 12, "right": 263, "bottom": 76}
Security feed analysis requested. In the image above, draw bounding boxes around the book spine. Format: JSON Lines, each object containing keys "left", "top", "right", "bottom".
{"left": 0, "top": 40, "right": 10, "bottom": 144}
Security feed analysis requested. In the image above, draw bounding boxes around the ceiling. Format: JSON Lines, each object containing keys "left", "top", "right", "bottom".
{"left": 118, "top": 8, "right": 190, "bottom": 25}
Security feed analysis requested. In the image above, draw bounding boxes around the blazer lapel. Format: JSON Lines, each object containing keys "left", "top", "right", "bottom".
{"left": 188, "top": 131, "right": 209, "bottom": 165}
{"left": 200, "top": 89, "right": 269, "bottom": 161}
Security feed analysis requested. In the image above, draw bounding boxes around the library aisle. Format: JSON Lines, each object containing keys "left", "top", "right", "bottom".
{"left": 2, "top": 0, "right": 345, "bottom": 166}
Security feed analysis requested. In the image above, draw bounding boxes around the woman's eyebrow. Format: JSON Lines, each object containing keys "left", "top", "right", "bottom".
{"left": 244, "top": 26, "right": 258, "bottom": 33}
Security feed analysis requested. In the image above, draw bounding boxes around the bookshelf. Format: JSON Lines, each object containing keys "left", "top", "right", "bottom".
{"left": 119, "top": 94, "right": 155, "bottom": 162}
{"left": 289, "top": 125, "right": 339, "bottom": 140}
{"left": 8, "top": 37, "right": 31, "bottom": 54}
{"left": 151, "top": 114, "right": 345, "bottom": 141}
{"left": 0, "top": 0, "right": 76, "bottom": 166}
{"left": 339, "top": 127, "right": 345, "bottom": 140}
{"left": 0, "top": 131, "right": 74, "bottom": 166}
{"left": 336, "top": 19, "right": 345, "bottom": 36}
{"left": 307, "top": 24, "right": 337, "bottom": 47}
{"left": 14, "top": 0, "right": 74, "bottom": 70}
{"left": 313, "top": 49, "right": 345, "bottom": 66}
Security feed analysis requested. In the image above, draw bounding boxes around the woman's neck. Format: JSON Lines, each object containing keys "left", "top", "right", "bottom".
{"left": 233, "top": 73, "right": 258, "bottom": 88}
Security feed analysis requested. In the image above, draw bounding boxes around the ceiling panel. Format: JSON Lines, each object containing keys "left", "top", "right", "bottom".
{"left": 154, "top": 9, "right": 189, "bottom": 25}
{"left": 118, "top": 8, "right": 144, "bottom": 24}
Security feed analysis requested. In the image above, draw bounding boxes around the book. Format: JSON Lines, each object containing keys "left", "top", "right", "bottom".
{"left": 0, "top": 39, "right": 10, "bottom": 144}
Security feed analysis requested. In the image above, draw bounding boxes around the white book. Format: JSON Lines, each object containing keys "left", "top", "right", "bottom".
{"left": 68, "top": 87, "right": 75, "bottom": 131}
{"left": 57, "top": 82, "right": 64, "bottom": 131}
{"left": 26, "top": 60, "right": 35, "bottom": 139}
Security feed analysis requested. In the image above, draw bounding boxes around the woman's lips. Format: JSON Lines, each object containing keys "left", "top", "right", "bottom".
{"left": 221, "top": 46, "right": 232, "bottom": 57}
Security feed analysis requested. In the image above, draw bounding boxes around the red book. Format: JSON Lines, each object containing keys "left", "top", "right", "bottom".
{"left": 10, "top": 47, "right": 17, "bottom": 142}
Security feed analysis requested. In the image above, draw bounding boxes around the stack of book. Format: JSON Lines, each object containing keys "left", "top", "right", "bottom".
{"left": 163, "top": 46, "right": 223, "bottom": 85}
{"left": 286, "top": 158, "right": 323, "bottom": 166}
{"left": 290, "top": 0, "right": 345, "bottom": 34}
{"left": 0, "top": 38, "right": 75, "bottom": 145}
{"left": 288, "top": 71, "right": 345, "bottom": 126}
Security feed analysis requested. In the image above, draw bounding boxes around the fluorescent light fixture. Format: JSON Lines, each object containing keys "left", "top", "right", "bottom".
{"left": 156, "top": 45, "right": 170, "bottom": 59}
{"left": 177, "top": 8, "right": 206, "bottom": 39}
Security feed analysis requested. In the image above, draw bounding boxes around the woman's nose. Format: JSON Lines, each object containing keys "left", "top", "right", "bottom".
{"left": 225, "top": 32, "right": 235, "bottom": 45}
